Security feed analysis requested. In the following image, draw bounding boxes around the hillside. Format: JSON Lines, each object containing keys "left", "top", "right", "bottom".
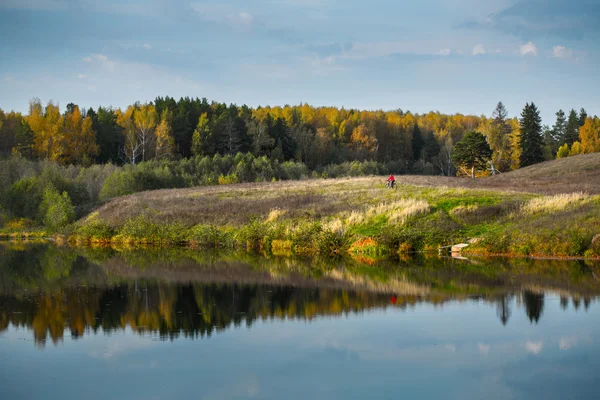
{"left": 72, "top": 161, "right": 600, "bottom": 259}
{"left": 397, "top": 153, "right": 600, "bottom": 195}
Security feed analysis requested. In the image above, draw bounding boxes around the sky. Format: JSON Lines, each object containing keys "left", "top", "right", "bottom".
{"left": 0, "top": 0, "right": 599, "bottom": 124}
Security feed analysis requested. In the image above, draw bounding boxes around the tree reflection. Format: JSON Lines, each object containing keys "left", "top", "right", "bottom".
{"left": 522, "top": 291, "right": 544, "bottom": 324}
{"left": 496, "top": 294, "right": 512, "bottom": 326}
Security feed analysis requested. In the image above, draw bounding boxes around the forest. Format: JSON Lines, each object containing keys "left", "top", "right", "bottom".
{"left": 0, "top": 97, "right": 598, "bottom": 230}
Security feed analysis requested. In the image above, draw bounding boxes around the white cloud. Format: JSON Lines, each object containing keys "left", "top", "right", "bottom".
{"left": 237, "top": 11, "right": 254, "bottom": 25}
{"left": 82, "top": 54, "right": 116, "bottom": 71}
{"left": 525, "top": 341, "right": 543, "bottom": 354}
{"left": 437, "top": 49, "right": 451, "bottom": 56}
{"left": 77, "top": 74, "right": 86, "bottom": 79}
{"left": 478, "top": 343, "right": 491, "bottom": 354}
{"left": 472, "top": 44, "right": 486, "bottom": 55}
{"left": 520, "top": 41, "right": 538, "bottom": 56}
{"left": 553, "top": 45, "right": 572, "bottom": 58}
{"left": 143, "top": 43, "right": 152, "bottom": 50}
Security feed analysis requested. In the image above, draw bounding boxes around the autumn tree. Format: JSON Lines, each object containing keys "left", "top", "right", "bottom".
{"left": 29, "top": 98, "right": 62, "bottom": 161}
{"left": 556, "top": 143, "right": 570, "bottom": 159}
{"left": 116, "top": 106, "right": 140, "bottom": 165}
{"left": 134, "top": 103, "right": 158, "bottom": 162}
{"left": 61, "top": 105, "right": 99, "bottom": 164}
{"left": 579, "top": 117, "right": 600, "bottom": 154}
{"left": 452, "top": 130, "right": 492, "bottom": 178}
{"left": 518, "top": 103, "right": 545, "bottom": 167}
{"left": 155, "top": 110, "right": 176, "bottom": 159}
{"left": 191, "top": 113, "right": 213, "bottom": 157}
{"left": 349, "top": 123, "right": 377, "bottom": 160}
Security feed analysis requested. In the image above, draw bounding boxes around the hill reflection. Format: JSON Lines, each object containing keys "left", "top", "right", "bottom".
{"left": 1, "top": 242, "right": 599, "bottom": 347}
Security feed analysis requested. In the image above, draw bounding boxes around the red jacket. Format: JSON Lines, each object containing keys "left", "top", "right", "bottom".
{"left": 387, "top": 175, "right": 395, "bottom": 182}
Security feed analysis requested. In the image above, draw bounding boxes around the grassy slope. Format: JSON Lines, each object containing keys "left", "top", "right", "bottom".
{"left": 67, "top": 154, "right": 600, "bottom": 258}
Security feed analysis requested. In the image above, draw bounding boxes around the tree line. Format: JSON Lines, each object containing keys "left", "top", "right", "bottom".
{"left": 2, "top": 97, "right": 596, "bottom": 175}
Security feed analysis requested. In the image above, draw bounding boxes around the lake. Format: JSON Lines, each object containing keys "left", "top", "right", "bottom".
{"left": 1, "top": 242, "right": 600, "bottom": 399}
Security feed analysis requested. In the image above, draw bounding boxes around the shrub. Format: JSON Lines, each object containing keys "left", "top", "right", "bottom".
{"left": 120, "top": 215, "right": 186, "bottom": 244}
{"left": 218, "top": 174, "right": 239, "bottom": 185}
{"left": 100, "top": 169, "right": 137, "bottom": 200}
{"left": 40, "top": 185, "right": 76, "bottom": 230}
{"left": 188, "top": 225, "right": 234, "bottom": 248}
{"left": 76, "top": 219, "right": 115, "bottom": 240}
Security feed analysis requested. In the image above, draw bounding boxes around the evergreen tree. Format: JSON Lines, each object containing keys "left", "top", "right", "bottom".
{"left": 488, "top": 102, "right": 512, "bottom": 172}
{"left": 552, "top": 109, "right": 567, "bottom": 145}
{"left": 579, "top": 108, "right": 588, "bottom": 127}
{"left": 565, "top": 109, "right": 580, "bottom": 146}
{"left": 542, "top": 125, "right": 557, "bottom": 160}
{"left": 451, "top": 130, "right": 492, "bottom": 178}
{"left": 423, "top": 131, "right": 440, "bottom": 163}
{"left": 518, "top": 102, "right": 545, "bottom": 167}
{"left": 411, "top": 124, "right": 424, "bottom": 161}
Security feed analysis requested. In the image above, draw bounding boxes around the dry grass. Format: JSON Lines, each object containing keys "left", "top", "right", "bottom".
{"left": 520, "top": 192, "right": 591, "bottom": 215}
{"left": 346, "top": 199, "right": 430, "bottom": 225}
{"left": 398, "top": 153, "right": 600, "bottom": 195}
{"left": 265, "top": 207, "right": 287, "bottom": 223}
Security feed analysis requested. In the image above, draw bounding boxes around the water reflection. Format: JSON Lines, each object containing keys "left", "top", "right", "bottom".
{"left": 1, "top": 242, "right": 599, "bottom": 348}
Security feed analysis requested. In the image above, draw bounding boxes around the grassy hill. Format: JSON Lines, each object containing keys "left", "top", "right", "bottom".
{"left": 397, "top": 153, "right": 600, "bottom": 195}
{"left": 65, "top": 155, "right": 600, "bottom": 259}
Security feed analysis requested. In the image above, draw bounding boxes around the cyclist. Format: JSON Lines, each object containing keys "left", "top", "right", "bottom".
{"left": 386, "top": 174, "right": 396, "bottom": 188}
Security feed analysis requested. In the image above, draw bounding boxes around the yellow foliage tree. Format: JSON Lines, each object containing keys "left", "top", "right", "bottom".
{"left": 134, "top": 103, "right": 158, "bottom": 162}
{"left": 29, "top": 99, "right": 63, "bottom": 161}
{"left": 569, "top": 141, "right": 582, "bottom": 156}
{"left": 350, "top": 123, "right": 377, "bottom": 159}
{"left": 61, "top": 105, "right": 99, "bottom": 164}
{"left": 116, "top": 106, "right": 139, "bottom": 164}
{"left": 155, "top": 110, "right": 176, "bottom": 159}
{"left": 579, "top": 117, "right": 600, "bottom": 154}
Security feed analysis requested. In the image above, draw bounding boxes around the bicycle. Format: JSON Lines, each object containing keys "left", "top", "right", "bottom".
{"left": 385, "top": 180, "right": 396, "bottom": 189}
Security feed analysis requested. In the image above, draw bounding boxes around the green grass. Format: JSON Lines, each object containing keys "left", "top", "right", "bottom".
{"left": 4, "top": 176, "right": 598, "bottom": 259}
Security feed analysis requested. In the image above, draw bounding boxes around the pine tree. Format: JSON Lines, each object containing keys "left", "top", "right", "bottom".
{"left": 411, "top": 124, "right": 424, "bottom": 161}
{"left": 579, "top": 108, "right": 588, "bottom": 127}
{"left": 488, "top": 102, "right": 512, "bottom": 172}
{"left": 565, "top": 109, "right": 580, "bottom": 146}
{"left": 518, "top": 102, "right": 545, "bottom": 167}
{"left": 552, "top": 109, "right": 567, "bottom": 145}
{"left": 451, "top": 130, "right": 492, "bottom": 178}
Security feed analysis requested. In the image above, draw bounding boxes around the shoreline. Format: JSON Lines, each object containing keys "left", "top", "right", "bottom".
{"left": 2, "top": 234, "right": 599, "bottom": 262}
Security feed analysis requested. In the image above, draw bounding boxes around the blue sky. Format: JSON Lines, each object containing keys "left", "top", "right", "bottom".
{"left": 0, "top": 0, "right": 599, "bottom": 123}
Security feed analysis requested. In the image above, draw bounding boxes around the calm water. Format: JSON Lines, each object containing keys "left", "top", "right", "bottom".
{"left": 1, "top": 243, "right": 600, "bottom": 399}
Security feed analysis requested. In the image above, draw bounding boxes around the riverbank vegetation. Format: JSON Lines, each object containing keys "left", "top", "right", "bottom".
{"left": 47, "top": 171, "right": 600, "bottom": 259}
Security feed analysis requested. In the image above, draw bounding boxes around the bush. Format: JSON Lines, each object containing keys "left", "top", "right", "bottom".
{"left": 100, "top": 169, "right": 137, "bottom": 200}
{"left": 218, "top": 174, "right": 239, "bottom": 185}
{"left": 76, "top": 219, "right": 115, "bottom": 240}
{"left": 119, "top": 215, "right": 186, "bottom": 243}
{"left": 40, "top": 185, "right": 75, "bottom": 230}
